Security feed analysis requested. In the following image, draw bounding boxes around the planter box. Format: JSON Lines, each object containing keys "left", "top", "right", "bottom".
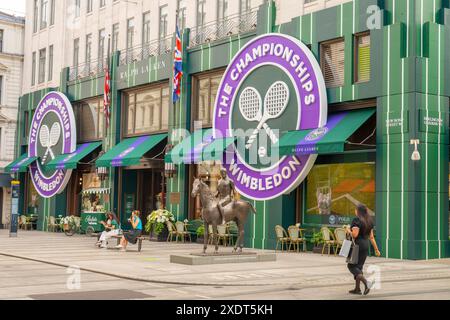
{"left": 312, "top": 245, "right": 324, "bottom": 254}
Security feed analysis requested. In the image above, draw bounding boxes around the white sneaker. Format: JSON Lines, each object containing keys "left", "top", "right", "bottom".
{"left": 115, "top": 245, "right": 123, "bottom": 249}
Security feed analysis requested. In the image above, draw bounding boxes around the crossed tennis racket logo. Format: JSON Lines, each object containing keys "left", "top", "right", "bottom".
{"left": 39, "top": 122, "right": 61, "bottom": 164}
{"left": 239, "top": 81, "right": 290, "bottom": 150}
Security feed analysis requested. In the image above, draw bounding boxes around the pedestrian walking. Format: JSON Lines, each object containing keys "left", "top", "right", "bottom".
{"left": 346, "top": 205, "right": 381, "bottom": 295}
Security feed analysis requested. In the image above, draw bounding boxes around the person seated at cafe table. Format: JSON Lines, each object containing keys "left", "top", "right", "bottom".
{"left": 115, "top": 210, "right": 142, "bottom": 252}
{"left": 96, "top": 212, "right": 121, "bottom": 249}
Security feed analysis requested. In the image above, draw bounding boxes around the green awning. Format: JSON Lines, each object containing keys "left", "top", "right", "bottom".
{"left": 277, "top": 108, "right": 375, "bottom": 156}
{"left": 46, "top": 142, "right": 102, "bottom": 170}
{"left": 96, "top": 134, "right": 167, "bottom": 167}
{"left": 4, "top": 154, "right": 37, "bottom": 173}
{"left": 165, "top": 129, "right": 235, "bottom": 164}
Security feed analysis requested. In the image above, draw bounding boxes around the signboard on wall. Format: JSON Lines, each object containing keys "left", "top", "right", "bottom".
{"left": 213, "top": 33, "right": 328, "bottom": 201}
{"left": 28, "top": 92, "right": 77, "bottom": 198}
{"left": 9, "top": 180, "right": 20, "bottom": 237}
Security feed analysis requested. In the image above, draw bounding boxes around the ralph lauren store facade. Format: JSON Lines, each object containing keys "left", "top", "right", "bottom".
{"left": 5, "top": 0, "right": 450, "bottom": 260}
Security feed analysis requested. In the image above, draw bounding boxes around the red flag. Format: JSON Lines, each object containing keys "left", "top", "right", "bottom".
{"left": 104, "top": 67, "right": 111, "bottom": 128}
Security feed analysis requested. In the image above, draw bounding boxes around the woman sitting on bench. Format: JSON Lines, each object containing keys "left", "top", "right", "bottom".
{"left": 115, "top": 210, "right": 142, "bottom": 251}
{"left": 96, "top": 212, "right": 120, "bottom": 249}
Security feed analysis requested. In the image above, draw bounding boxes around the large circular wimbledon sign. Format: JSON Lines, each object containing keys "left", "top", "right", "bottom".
{"left": 28, "top": 92, "right": 76, "bottom": 198}
{"left": 213, "top": 34, "right": 328, "bottom": 201}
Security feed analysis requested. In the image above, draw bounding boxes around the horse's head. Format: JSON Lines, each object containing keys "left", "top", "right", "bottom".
{"left": 191, "top": 178, "right": 203, "bottom": 198}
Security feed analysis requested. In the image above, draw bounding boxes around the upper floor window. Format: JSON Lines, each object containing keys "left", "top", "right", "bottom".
{"left": 75, "top": 0, "right": 81, "bottom": 18}
{"left": 0, "top": 30, "right": 3, "bottom": 52}
{"left": 87, "top": 0, "right": 93, "bottom": 13}
{"left": 320, "top": 38, "right": 345, "bottom": 88}
{"left": 74, "top": 97, "right": 105, "bottom": 142}
{"left": 32, "top": 52, "right": 37, "bottom": 85}
{"left": 177, "top": 0, "right": 187, "bottom": 30}
{"left": 112, "top": 23, "right": 119, "bottom": 52}
{"left": 100, "top": 0, "right": 106, "bottom": 8}
{"left": 33, "top": 0, "right": 38, "bottom": 33}
{"left": 159, "top": 5, "right": 168, "bottom": 39}
{"left": 73, "top": 38, "right": 80, "bottom": 68}
{"left": 85, "top": 34, "right": 92, "bottom": 63}
{"left": 48, "top": 45, "right": 54, "bottom": 81}
{"left": 355, "top": 33, "right": 371, "bottom": 83}
{"left": 49, "top": 0, "right": 55, "bottom": 25}
{"left": 127, "top": 18, "right": 135, "bottom": 50}
{"left": 218, "top": 0, "right": 228, "bottom": 21}
{"left": 197, "top": 0, "right": 206, "bottom": 28}
{"left": 38, "top": 48, "right": 47, "bottom": 84}
{"left": 193, "top": 70, "right": 224, "bottom": 128}
{"left": 240, "top": 0, "right": 251, "bottom": 14}
{"left": 0, "top": 75, "right": 3, "bottom": 105}
{"left": 40, "top": 0, "right": 48, "bottom": 29}
{"left": 142, "top": 12, "right": 151, "bottom": 45}
{"left": 124, "top": 84, "right": 170, "bottom": 136}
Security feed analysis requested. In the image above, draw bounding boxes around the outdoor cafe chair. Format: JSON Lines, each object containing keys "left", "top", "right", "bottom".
{"left": 48, "top": 216, "right": 60, "bottom": 233}
{"left": 175, "top": 221, "right": 191, "bottom": 243}
{"left": 166, "top": 221, "right": 177, "bottom": 242}
{"left": 275, "top": 225, "right": 290, "bottom": 252}
{"left": 288, "top": 226, "right": 307, "bottom": 253}
{"left": 321, "top": 227, "right": 338, "bottom": 256}
{"left": 217, "top": 224, "right": 233, "bottom": 247}
{"left": 20, "top": 215, "right": 32, "bottom": 231}
{"left": 334, "top": 228, "right": 347, "bottom": 256}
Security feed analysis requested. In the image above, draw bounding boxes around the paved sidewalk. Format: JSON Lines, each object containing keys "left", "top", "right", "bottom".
{"left": 0, "top": 230, "right": 449, "bottom": 300}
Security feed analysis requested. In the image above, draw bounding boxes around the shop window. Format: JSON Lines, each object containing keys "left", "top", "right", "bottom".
{"left": 320, "top": 38, "right": 345, "bottom": 88}
{"left": 193, "top": 71, "right": 224, "bottom": 128}
{"left": 355, "top": 33, "right": 371, "bottom": 83}
{"left": 74, "top": 97, "right": 105, "bottom": 142}
{"left": 304, "top": 162, "right": 375, "bottom": 226}
{"left": 27, "top": 176, "right": 39, "bottom": 215}
{"left": 190, "top": 162, "right": 222, "bottom": 219}
{"left": 124, "top": 84, "right": 170, "bottom": 136}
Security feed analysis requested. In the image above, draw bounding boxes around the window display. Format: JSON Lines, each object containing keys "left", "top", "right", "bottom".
{"left": 305, "top": 162, "right": 375, "bottom": 226}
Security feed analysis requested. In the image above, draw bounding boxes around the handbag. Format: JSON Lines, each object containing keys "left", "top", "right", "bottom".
{"left": 339, "top": 239, "right": 352, "bottom": 258}
{"left": 346, "top": 237, "right": 359, "bottom": 265}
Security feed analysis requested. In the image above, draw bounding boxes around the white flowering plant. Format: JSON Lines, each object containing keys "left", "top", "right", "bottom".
{"left": 145, "top": 209, "right": 175, "bottom": 235}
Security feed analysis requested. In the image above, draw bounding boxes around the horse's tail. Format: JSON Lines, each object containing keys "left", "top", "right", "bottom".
{"left": 248, "top": 202, "right": 257, "bottom": 214}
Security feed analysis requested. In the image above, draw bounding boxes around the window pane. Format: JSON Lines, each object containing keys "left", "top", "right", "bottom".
{"left": 126, "top": 94, "right": 135, "bottom": 135}
{"left": 321, "top": 39, "right": 345, "bottom": 88}
{"left": 305, "top": 162, "right": 376, "bottom": 226}
{"left": 135, "top": 88, "right": 161, "bottom": 133}
{"left": 81, "top": 101, "right": 99, "bottom": 141}
{"left": 357, "top": 34, "right": 371, "bottom": 83}
{"left": 161, "top": 87, "right": 169, "bottom": 130}
{"left": 197, "top": 78, "right": 209, "bottom": 125}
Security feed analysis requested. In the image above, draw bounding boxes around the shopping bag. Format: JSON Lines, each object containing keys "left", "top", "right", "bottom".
{"left": 346, "top": 239, "right": 360, "bottom": 265}
{"left": 339, "top": 239, "right": 352, "bottom": 258}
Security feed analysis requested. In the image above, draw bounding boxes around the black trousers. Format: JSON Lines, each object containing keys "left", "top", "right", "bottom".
{"left": 347, "top": 238, "right": 369, "bottom": 279}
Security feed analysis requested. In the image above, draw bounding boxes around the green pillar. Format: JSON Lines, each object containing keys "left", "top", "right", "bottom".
{"left": 376, "top": 2, "right": 450, "bottom": 260}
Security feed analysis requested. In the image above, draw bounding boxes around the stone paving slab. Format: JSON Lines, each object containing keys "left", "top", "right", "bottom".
{"left": 1, "top": 230, "right": 450, "bottom": 300}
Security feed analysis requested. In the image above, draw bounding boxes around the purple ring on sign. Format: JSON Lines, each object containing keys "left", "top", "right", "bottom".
{"left": 213, "top": 34, "right": 327, "bottom": 201}
{"left": 28, "top": 92, "right": 77, "bottom": 198}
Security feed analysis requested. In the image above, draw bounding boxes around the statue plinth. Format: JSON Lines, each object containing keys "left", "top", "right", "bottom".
{"left": 170, "top": 252, "right": 276, "bottom": 265}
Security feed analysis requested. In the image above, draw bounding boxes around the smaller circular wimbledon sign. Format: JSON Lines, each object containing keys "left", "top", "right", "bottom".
{"left": 213, "top": 33, "right": 328, "bottom": 201}
{"left": 28, "top": 92, "right": 77, "bottom": 198}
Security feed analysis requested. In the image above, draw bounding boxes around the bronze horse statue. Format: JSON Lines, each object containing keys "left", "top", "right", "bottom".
{"left": 191, "top": 178, "right": 256, "bottom": 254}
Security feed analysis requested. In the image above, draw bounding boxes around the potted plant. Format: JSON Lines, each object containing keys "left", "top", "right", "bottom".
{"left": 196, "top": 225, "right": 205, "bottom": 244}
{"left": 311, "top": 231, "right": 324, "bottom": 254}
{"left": 145, "top": 209, "right": 175, "bottom": 242}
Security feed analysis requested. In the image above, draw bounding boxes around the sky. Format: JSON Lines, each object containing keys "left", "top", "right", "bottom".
{"left": 0, "top": 0, "right": 26, "bottom": 16}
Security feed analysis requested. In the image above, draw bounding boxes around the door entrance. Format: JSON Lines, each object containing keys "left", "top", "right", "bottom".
{"left": 137, "top": 169, "right": 164, "bottom": 229}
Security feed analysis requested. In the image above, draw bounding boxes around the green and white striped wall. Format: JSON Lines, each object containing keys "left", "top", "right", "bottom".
{"left": 15, "top": 0, "right": 450, "bottom": 259}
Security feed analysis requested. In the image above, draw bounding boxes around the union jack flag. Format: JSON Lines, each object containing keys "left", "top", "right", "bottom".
{"left": 104, "top": 65, "right": 111, "bottom": 128}
{"left": 173, "top": 25, "right": 183, "bottom": 103}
